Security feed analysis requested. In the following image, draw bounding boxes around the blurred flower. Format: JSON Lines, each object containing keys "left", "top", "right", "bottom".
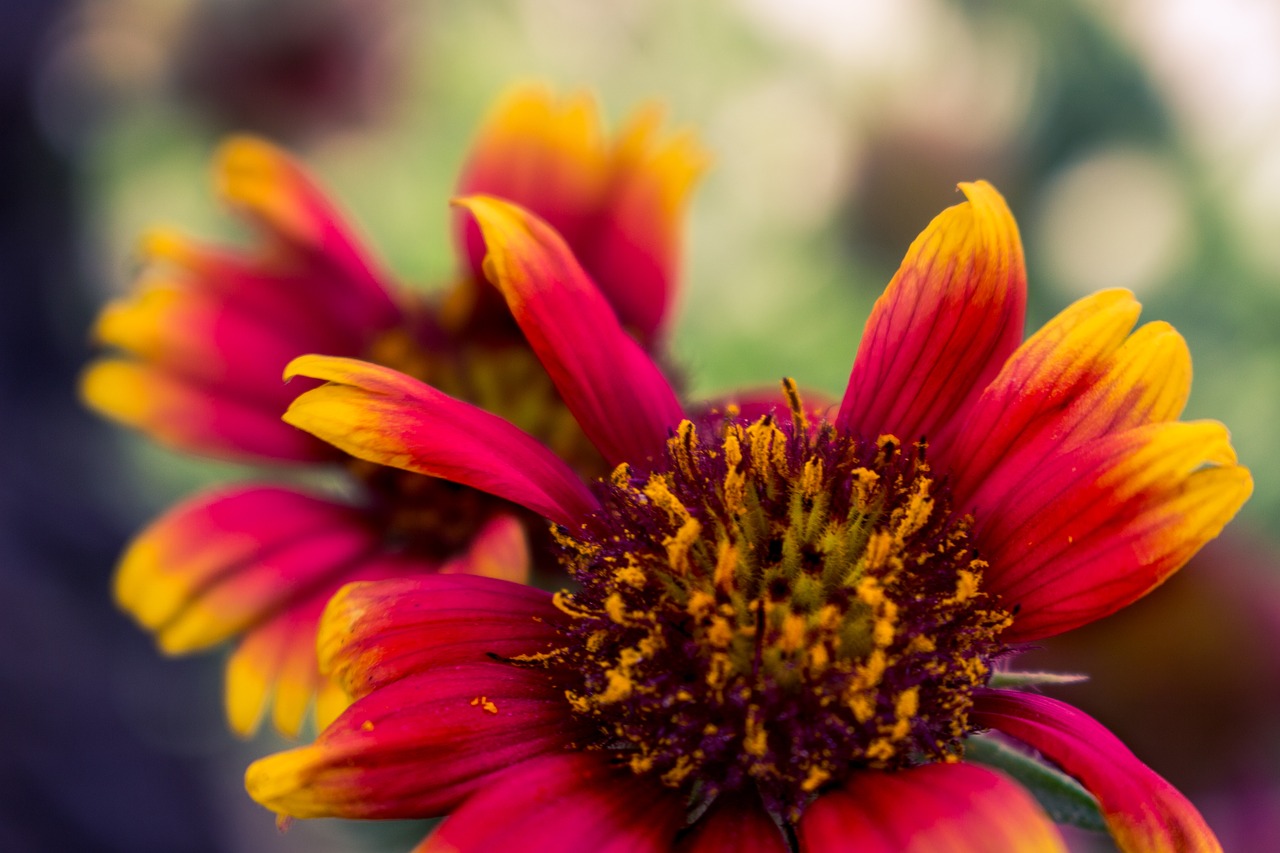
{"left": 248, "top": 184, "right": 1248, "bottom": 850}
{"left": 173, "top": 0, "right": 397, "bottom": 142}
{"left": 80, "top": 85, "right": 705, "bottom": 738}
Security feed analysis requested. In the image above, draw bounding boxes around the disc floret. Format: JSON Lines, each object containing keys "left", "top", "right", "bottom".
{"left": 550, "top": 388, "right": 1011, "bottom": 817}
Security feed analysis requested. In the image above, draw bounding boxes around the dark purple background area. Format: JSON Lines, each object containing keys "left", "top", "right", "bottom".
{"left": 0, "top": 2, "right": 223, "bottom": 849}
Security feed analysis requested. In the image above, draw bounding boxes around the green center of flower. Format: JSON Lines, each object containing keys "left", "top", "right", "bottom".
{"left": 547, "top": 386, "right": 1011, "bottom": 817}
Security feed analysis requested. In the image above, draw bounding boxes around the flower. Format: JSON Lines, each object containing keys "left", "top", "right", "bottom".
{"left": 247, "top": 183, "right": 1249, "bottom": 850}
{"left": 80, "top": 84, "right": 705, "bottom": 737}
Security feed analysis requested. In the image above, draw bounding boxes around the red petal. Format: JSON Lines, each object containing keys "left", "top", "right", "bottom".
{"left": 946, "top": 289, "right": 1191, "bottom": 504}
{"left": 81, "top": 359, "right": 327, "bottom": 462}
{"left": 439, "top": 513, "right": 531, "bottom": 584}
{"left": 283, "top": 355, "right": 600, "bottom": 526}
{"left": 214, "top": 136, "right": 399, "bottom": 332}
{"left": 973, "top": 421, "right": 1251, "bottom": 641}
{"left": 114, "top": 485, "right": 381, "bottom": 654}
{"left": 797, "top": 762, "right": 1066, "bottom": 852}
{"left": 837, "top": 181, "right": 1025, "bottom": 447}
{"left": 454, "top": 195, "right": 685, "bottom": 467}
{"left": 576, "top": 103, "right": 706, "bottom": 343}
{"left": 974, "top": 690, "right": 1222, "bottom": 852}
{"left": 318, "top": 574, "right": 563, "bottom": 700}
{"left": 677, "top": 795, "right": 789, "bottom": 853}
{"left": 454, "top": 86, "right": 704, "bottom": 343}
{"left": 455, "top": 87, "right": 610, "bottom": 288}
{"left": 245, "top": 663, "right": 583, "bottom": 819}
{"left": 415, "top": 752, "right": 685, "bottom": 853}
{"left": 114, "top": 484, "right": 422, "bottom": 736}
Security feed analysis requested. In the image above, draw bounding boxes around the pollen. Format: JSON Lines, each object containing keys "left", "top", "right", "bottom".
{"left": 469, "top": 696, "right": 498, "bottom": 715}
{"left": 543, "top": 386, "right": 1010, "bottom": 819}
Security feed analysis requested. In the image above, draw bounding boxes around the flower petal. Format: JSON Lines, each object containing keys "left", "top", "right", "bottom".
{"left": 92, "top": 279, "right": 337, "bottom": 408}
{"left": 973, "top": 420, "right": 1252, "bottom": 641}
{"left": 677, "top": 795, "right": 789, "bottom": 853}
{"left": 283, "top": 354, "right": 600, "bottom": 526}
{"left": 415, "top": 752, "right": 685, "bottom": 853}
{"left": 576, "top": 103, "right": 707, "bottom": 342}
{"left": 439, "top": 513, "right": 531, "bottom": 584}
{"left": 836, "top": 181, "right": 1026, "bottom": 447}
{"left": 115, "top": 484, "right": 381, "bottom": 654}
{"left": 319, "top": 574, "right": 563, "bottom": 701}
{"left": 245, "top": 663, "right": 583, "bottom": 819}
{"left": 215, "top": 136, "right": 399, "bottom": 331}
{"left": 973, "top": 690, "right": 1222, "bottom": 853}
{"left": 454, "top": 195, "right": 685, "bottom": 467}
{"left": 454, "top": 86, "right": 705, "bottom": 343}
{"left": 455, "top": 86, "right": 610, "bottom": 286}
{"left": 81, "top": 359, "right": 327, "bottom": 462}
{"left": 945, "top": 289, "right": 1191, "bottom": 502}
{"left": 226, "top": 591, "right": 332, "bottom": 738}
{"left": 797, "top": 762, "right": 1066, "bottom": 852}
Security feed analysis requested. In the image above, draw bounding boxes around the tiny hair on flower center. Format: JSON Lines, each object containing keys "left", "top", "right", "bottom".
{"left": 544, "top": 382, "right": 1011, "bottom": 818}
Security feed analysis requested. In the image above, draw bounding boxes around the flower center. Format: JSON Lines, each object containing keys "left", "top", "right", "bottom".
{"left": 547, "top": 387, "right": 1011, "bottom": 817}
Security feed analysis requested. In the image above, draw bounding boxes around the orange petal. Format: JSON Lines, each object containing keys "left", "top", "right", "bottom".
{"left": 283, "top": 355, "right": 600, "bottom": 526}
{"left": 455, "top": 195, "right": 685, "bottom": 466}
{"left": 837, "top": 181, "right": 1026, "bottom": 449}
{"left": 976, "top": 420, "right": 1252, "bottom": 641}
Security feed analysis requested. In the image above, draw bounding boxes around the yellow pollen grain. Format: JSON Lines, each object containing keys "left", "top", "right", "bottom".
{"left": 850, "top": 467, "right": 880, "bottom": 512}
{"left": 723, "top": 430, "right": 747, "bottom": 516}
{"left": 664, "top": 516, "right": 702, "bottom": 575}
{"left": 808, "top": 643, "right": 830, "bottom": 672}
{"left": 469, "top": 696, "right": 498, "bottom": 715}
{"left": 906, "top": 635, "right": 937, "bottom": 654}
{"left": 604, "top": 593, "right": 628, "bottom": 624}
{"left": 848, "top": 691, "right": 875, "bottom": 723}
{"left": 947, "top": 569, "right": 980, "bottom": 605}
{"left": 779, "top": 612, "right": 808, "bottom": 653}
{"left": 706, "top": 616, "right": 734, "bottom": 649}
{"left": 895, "top": 687, "right": 919, "bottom": 723}
{"left": 872, "top": 615, "right": 897, "bottom": 648}
{"left": 866, "top": 737, "right": 895, "bottom": 762}
{"left": 552, "top": 590, "right": 591, "bottom": 619}
{"left": 611, "top": 463, "right": 633, "bottom": 488}
{"left": 614, "top": 560, "right": 646, "bottom": 588}
{"left": 855, "top": 575, "right": 885, "bottom": 607}
{"left": 861, "top": 533, "right": 893, "bottom": 574}
{"left": 801, "top": 765, "right": 831, "bottom": 793}
{"left": 360, "top": 720, "right": 374, "bottom": 732}
{"left": 661, "top": 755, "right": 696, "bottom": 786}
{"left": 598, "top": 669, "right": 636, "bottom": 704}
{"left": 643, "top": 476, "right": 691, "bottom": 526}
{"left": 706, "top": 653, "right": 732, "bottom": 690}
{"left": 713, "top": 539, "right": 738, "bottom": 592}
{"left": 744, "top": 709, "right": 769, "bottom": 757}
{"left": 671, "top": 420, "right": 699, "bottom": 479}
{"left": 800, "top": 457, "right": 825, "bottom": 499}
{"left": 897, "top": 478, "right": 935, "bottom": 539}
{"left": 630, "top": 754, "right": 655, "bottom": 773}
{"left": 686, "top": 589, "right": 716, "bottom": 618}
{"left": 782, "top": 377, "right": 808, "bottom": 434}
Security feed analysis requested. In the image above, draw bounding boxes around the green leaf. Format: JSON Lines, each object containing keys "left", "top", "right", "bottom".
{"left": 965, "top": 734, "right": 1108, "bottom": 833}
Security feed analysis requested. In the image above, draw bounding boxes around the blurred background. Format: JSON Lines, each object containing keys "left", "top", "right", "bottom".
{"left": 3, "top": 0, "right": 1279, "bottom": 850}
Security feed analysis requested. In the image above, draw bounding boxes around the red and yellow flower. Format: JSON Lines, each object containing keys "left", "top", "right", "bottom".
{"left": 81, "top": 84, "right": 705, "bottom": 737}
{"left": 248, "top": 183, "right": 1249, "bottom": 850}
